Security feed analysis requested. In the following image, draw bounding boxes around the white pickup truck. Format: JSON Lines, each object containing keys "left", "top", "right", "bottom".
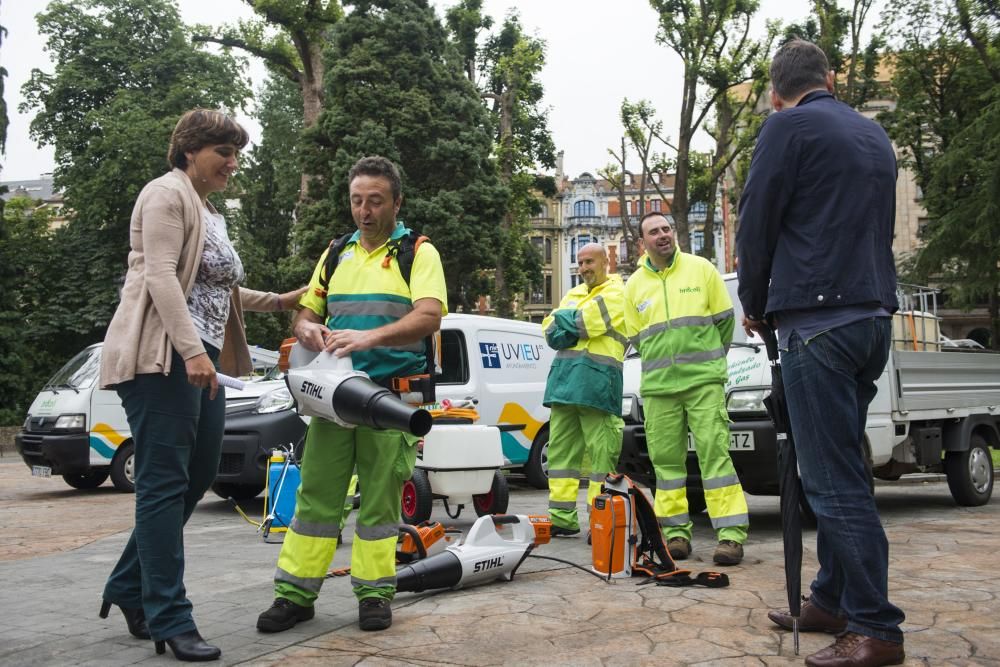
{"left": 617, "top": 276, "right": 1000, "bottom": 510}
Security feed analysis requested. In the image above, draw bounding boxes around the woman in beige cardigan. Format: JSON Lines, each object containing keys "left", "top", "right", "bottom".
{"left": 98, "top": 109, "right": 303, "bottom": 662}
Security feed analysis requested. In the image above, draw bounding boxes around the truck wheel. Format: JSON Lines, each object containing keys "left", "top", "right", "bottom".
{"left": 211, "top": 482, "right": 265, "bottom": 500}
{"left": 63, "top": 469, "right": 109, "bottom": 490}
{"left": 110, "top": 441, "right": 136, "bottom": 493}
{"left": 945, "top": 434, "right": 994, "bottom": 507}
{"left": 473, "top": 470, "right": 510, "bottom": 517}
{"left": 524, "top": 425, "right": 550, "bottom": 490}
{"left": 401, "top": 469, "right": 433, "bottom": 525}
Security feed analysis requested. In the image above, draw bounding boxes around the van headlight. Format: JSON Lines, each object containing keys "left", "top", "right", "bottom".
{"left": 255, "top": 387, "right": 294, "bottom": 414}
{"left": 54, "top": 413, "right": 86, "bottom": 431}
{"left": 726, "top": 388, "right": 770, "bottom": 414}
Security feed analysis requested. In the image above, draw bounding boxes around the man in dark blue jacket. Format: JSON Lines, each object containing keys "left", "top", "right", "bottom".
{"left": 737, "top": 39, "right": 905, "bottom": 667}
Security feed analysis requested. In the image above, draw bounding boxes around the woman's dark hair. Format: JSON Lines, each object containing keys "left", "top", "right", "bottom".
{"left": 167, "top": 109, "right": 249, "bottom": 170}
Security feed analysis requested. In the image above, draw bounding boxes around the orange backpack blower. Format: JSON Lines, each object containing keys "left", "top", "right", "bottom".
{"left": 591, "top": 474, "right": 730, "bottom": 588}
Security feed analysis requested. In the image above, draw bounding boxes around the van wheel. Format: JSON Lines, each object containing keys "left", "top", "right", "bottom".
{"left": 401, "top": 469, "right": 433, "bottom": 525}
{"left": 945, "top": 434, "right": 994, "bottom": 506}
{"left": 524, "top": 425, "right": 550, "bottom": 490}
{"left": 211, "top": 482, "right": 265, "bottom": 501}
{"left": 473, "top": 470, "right": 510, "bottom": 517}
{"left": 110, "top": 441, "right": 136, "bottom": 493}
{"left": 63, "top": 469, "right": 109, "bottom": 489}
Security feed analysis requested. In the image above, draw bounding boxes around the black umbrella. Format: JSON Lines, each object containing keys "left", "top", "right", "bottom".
{"left": 759, "top": 325, "right": 802, "bottom": 655}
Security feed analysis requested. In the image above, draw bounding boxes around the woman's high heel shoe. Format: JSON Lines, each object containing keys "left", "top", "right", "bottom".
{"left": 154, "top": 630, "right": 221, "bottom": 662}
{"left": 99, "top": 599, "right": 151, "bottom": 639}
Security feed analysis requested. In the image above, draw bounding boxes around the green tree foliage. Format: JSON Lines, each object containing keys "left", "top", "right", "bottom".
{"left": 0, "top": 0, "right": 18, "bottom": 423}
{"left": 232, "top": 75, "right": 305, "bottom": 349}
{"left": 193, "top": 1, "right": 342, "bottom": 206}
{"left": 447, "top": 3, "right": 555, "bottom": 316}
{"left": 19, "top": 0, "right": 249, "bottom": 363}
{"left": 881, "top": 0, "right": 999, "bottom": 347}
{"left": 0, "top": 199, "right": 56, "bottom": 422}
{"left": 784, "top": 0, "right": 884, "bottom": 109}
{"left": 648, "top": 0, "right": 766, "bottom": 253}
{"left": 296, "top": 0, "right": 508, "bottom": 312}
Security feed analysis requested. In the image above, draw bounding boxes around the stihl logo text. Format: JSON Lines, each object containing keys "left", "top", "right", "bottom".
{"left": 300, "top": 380, "right": 324, "bottom": 400}
{"left": 473, "top": 556, "right": 504, "bottom": 573}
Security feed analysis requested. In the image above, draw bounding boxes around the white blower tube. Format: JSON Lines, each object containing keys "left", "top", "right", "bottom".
{"left": 284, "top": 344, "right": 432, "bottom": 436}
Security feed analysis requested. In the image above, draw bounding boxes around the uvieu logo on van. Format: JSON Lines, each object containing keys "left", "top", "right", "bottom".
{"left": 480, "top": 341, "right": 545, "bottom": 369}
{"left": 480, "top": 343, "right": 502, "bottom": 368}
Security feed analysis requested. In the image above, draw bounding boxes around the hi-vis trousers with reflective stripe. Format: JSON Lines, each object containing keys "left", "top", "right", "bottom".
{"left": 644, "top": 383, "right": 749, "bottom": 543}
{"left": 547, "top": 404, "right": 624, "bottom": 531}
{"left": 274, "top": 418, "right": 417, "bottom": 605}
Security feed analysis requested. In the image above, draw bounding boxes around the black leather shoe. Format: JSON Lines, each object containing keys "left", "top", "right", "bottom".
{"left": 154, "top": 630, "right": 221, "bottom": 662}
{"left": 256, "top": 598, "right": 315, "bottom": 633}
{"left": 805, "top": 631, "right": 904, "bottom": 667}
{"left": 359, "top": 597, "right": 392, "bottom": 631}
{"left": 769, "top": 599, "right": 849, "bottom": 634}
{"left": 99, "top": 599, "right": 150, "bottom": 639}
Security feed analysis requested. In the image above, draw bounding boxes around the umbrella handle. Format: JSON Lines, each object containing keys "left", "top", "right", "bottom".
{"left": 758, "top": 324, "right": 780, "bottom": 362}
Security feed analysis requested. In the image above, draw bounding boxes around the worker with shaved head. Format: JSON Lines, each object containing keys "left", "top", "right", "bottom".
{"left": 541, "top": 242, "right": 628, "bottom": 537}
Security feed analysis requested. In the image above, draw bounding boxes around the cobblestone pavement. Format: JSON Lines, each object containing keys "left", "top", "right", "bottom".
{"left": 1, "top": 458, "right": 998, "bottom": 666}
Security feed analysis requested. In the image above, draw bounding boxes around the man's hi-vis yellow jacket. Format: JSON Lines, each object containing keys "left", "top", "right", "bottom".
{"left": 542, "top": 274, "right": 628, "bottom": 415}
{"left": 625, "top": 251, "right": 734, "bottom": 396}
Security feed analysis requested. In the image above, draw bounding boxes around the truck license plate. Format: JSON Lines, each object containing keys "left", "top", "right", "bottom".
{"left": 687, "top": 431, "right": 755, "bottom": 451}
{"left": 31, "top": 465, "right": 52, "bottom": 478}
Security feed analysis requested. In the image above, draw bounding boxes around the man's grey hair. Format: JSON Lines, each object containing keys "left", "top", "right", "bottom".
{"left": 770, "top": 39, "right": 831, "bottom": 101}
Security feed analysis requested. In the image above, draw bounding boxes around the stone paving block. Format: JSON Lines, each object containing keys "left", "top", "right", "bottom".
{"left": 699, "top": 625, "right": 780, "bottom": 655}
{"left": 647, "top": 636, "right": 744, "bottom": 663}
{"left": 669, "top": 601, "right": 752, "bottom": 629}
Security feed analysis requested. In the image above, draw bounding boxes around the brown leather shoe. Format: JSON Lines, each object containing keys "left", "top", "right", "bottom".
{"left": 805, "top": 631, "right": 904, "bottom": 667}
{"left": 768, "top": 600, "right": 848, "bottom": 634}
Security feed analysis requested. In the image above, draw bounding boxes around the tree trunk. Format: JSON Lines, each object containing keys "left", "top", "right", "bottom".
{"left": 295, "top": 37, "right": 325, "bottom": 207}
{"left": 673, "top": 69, "right": 698, "bottom": 253}
{"left": 494, "top": 89, "right": 515, "bottom": 317}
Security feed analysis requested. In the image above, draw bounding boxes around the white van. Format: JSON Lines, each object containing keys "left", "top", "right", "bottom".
{"left": 218, "top": 313, "right": 557, "bottom": 497}
{"left": 15, "top": 344, "right": 284, "bottom": 492}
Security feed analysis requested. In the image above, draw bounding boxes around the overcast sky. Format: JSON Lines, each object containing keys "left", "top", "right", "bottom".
{"left": 1, "top": 0, "right": 881, "bottom": 183}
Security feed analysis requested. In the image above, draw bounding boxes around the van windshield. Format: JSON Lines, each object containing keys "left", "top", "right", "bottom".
{"left": 46, "top": 346, "right": 102, "bottom": 391}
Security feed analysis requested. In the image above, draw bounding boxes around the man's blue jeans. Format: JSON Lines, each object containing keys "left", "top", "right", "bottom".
{"left": 781, "top": 317, "right": 904, "bottom": 644}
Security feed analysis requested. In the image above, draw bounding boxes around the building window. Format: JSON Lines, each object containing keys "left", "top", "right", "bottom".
{"left": 650, "top": 199, "right": 661, "bottom": 212}
{"left": 692, "top": 231, "right": 704, "bottom": 254}
{"left": 570, "top": 234, "right": 593, "bottom": 263}
{"left": 690, "top": 201, "right": 707, "bottom": 215}
{"left": 537, "top": 203, "right": 549, "bottom": 218}
{"left": 573, "top": 200, "right": 595, "bottom": 217}
{"left": 531, "top": 236, "right": 543, "bottom": 260}
{"left": 544, "top": 274, "right": 552, "bottom": 304}
{"left": 544, "top": 237, "right": 552, "bottom": 264}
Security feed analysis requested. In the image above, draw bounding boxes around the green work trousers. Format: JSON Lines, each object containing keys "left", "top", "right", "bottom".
{"left": 644, "top": 383, "right": 749, "bottom": 543}
{"left": 547, "top": 404, "right": 624, "bottom": 531}
{"left": 273, "top": 418, "right": 417, "bottom": 605}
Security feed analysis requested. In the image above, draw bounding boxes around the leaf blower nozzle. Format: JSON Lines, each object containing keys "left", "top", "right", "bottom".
{"left": 333, "top": 376, "right": 433, "bottom": 436}
{"left": 281, "top": 338, "right": 433, "bottom": 436}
